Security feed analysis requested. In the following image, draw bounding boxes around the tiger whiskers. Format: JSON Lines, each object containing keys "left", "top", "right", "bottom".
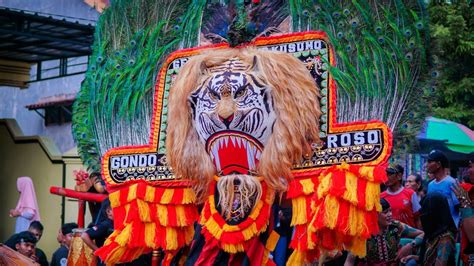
{"left": 216, "top": 174, "right": 262, "bottom": 221}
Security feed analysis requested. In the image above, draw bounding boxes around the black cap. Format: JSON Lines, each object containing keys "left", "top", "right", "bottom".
{"left": 62, "top": 223, "right": 79, "bottom": 235}
{"left": 427, "top": 149, "right": 449, "bottom": 168}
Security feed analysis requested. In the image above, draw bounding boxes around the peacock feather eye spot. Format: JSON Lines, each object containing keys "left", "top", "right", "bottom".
{"left": 174, "top": 25, "right": 180, "bottom": 31}
{"left": 345, "top": 44, "right": 352, "bottom": 51}
{"left": 176, "top": 17, "right": 182, "bottom": 23}
{"left": 343, "top": 9, "right": 350, "bottom": 15}
{"left": 128, "top": 59, "right": 135, "bottom": 65}
{"left": 333, "top": 11, "right": 341, "bottom": 18}
{"left": 377, "top": 36, "right": 385, "bottom": 44}
{"left": 97, "top": 56, "right": 103, "bottom": 62}
{"left": 415, "top": 22, "right": 423, "bottom": 29}
{"left": 350, "top": 19, "right": 359, "bottom": 28}
{"left": 302, "top": 10, "right": 310, "bottom": 17}
{"left": 114, "top": 51, "right": 120, "bottom": 56}
{"left": 91, "top": 66, "right": 96, "bottom": 71}
{"left": 408, "top": 40, "right": 415, "bottom": 48}
{"left": 116, "top": 73, "right": 121, "bottom": 78}
{"left": 337, "top": 32, "right": 344, "bottom": 38}
{"left": 314, "top": 5, "right": 322, "bottom": 12}
{"left": 431, "top": 71, "right": 439, "bottom": 78}
{"left": 391, "top": 53, "right": 397, "bottom": 59}
{"left": 115, "top": 64, "right": 121, "bottom": 70}
{"left": 404, "top": 29, "right": 412, "bottom": 37}
{"left": 405, "top": 52, "right": 413, "bottom": 61}
{"left": 121, "top": 55, "right": 127, "bottom": 60}
{"left": 337, "top": 21, "right": 344, "bottom": 27}
{"left": 130, "top": 40, "right": 136, "bottom": 46}
{"left": 247, "top": 22, "right": 257, "bottom": 32}
{"left": 375, "top": 26, "right": 382, "bottom": 33}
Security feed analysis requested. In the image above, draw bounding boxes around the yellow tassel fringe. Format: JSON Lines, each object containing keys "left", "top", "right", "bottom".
{"left": 291, "top": 197, "right": 307, "bottom": 226}
{"left": 317, "top": 173, "right": 332, "bottom": 199}
{"left": 300, "top": 178, "right": 315, "bottom": 195}
{"left": 343, "top": 172, "right": 358, "bottom": 205}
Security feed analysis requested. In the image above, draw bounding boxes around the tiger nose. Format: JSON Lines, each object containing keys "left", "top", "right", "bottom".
{"left": 219, "top": 114, "right": 234, "bottom": 127}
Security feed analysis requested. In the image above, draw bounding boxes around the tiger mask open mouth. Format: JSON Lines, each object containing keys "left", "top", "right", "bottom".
{"left": 189, "top": 56, "right": 275, "bottom": 175}
{"left": 206, "top": 131, "right": 263, "bottom": 175}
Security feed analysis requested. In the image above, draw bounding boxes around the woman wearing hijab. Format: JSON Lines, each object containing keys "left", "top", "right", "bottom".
{"left": 419, "top": 192, "right": 457, "bottom": 265}
{"left": 9, "top": 176, "right": 41, "bottom": 233}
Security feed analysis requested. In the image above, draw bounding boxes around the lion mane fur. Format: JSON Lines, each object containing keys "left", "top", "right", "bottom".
{"left": 166, "top": 47, "right": 321, "bottom": 203}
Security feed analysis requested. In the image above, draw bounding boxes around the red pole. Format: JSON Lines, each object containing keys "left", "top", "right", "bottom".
{"left": 151, "top": 249, "right": 161, "bottom": 266}
{"left": 78, "top": 200, "right": 85, "bottom": 228}
{"left": 50, "top": 186, "right": 107, "bottom": 202}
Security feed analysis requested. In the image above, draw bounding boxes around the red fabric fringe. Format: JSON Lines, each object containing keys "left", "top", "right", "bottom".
{"left": 96, "top": 182, "right": 198, "bottom": 264}
{"left": 288, "top": 164, "right": 388, "bottom": 261}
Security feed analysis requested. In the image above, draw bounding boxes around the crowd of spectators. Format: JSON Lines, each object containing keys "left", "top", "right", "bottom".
{"left": 2, "top": 149, "right": 473, "bottom": 265}
{"left": 341, "top": 150, "right": 474, "bottom": 266}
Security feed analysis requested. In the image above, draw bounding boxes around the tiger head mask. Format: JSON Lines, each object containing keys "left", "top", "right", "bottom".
{"left": 166, "top": 48, "right": 321, "bottom": 201}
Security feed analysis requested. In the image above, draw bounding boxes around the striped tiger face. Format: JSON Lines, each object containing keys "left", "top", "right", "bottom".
{"left": 189, "top": 58, "right": 276, "bottom": 175}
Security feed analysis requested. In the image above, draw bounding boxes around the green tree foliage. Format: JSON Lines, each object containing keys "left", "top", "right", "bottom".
{"left": 428, "top": 1, "right": 474, "bottom": 128}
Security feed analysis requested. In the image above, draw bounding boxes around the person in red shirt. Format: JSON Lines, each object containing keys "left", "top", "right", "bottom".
{"left": 452, "top": 155, "right": 474, "bottom": 264}
{"left": 381, "top": 164, "right": 421, "bottom": 228}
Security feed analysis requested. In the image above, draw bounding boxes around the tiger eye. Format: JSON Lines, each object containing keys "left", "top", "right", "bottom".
{"left": 234, "top": 85, "right": 248, "bottom": 98}
{"left": 209, "top": 89, "right": 220, "bottom": 100}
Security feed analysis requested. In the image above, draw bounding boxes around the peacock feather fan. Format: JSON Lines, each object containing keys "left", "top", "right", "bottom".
{"left": 72, "top": 0, "right": 207, "bottom": 174}
{"left": 289, "top": 0, "right": 431, "bottom": 154}
{"left": 74, "top": 0, "right": 432, "bottom": 175}
{"left": 73, "top": 0, "right": 289, "bottom": 174}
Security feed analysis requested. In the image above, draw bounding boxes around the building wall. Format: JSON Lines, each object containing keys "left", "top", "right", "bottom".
{"left": 0, "top": 0, "right": 99, "bottom": 21}
{"left": 0, "top": 0, "right": 99, "bottom": 153}
{"left": 0, "top": 119, "right": 93, "bottom": 259}
{"left": 0, "top": 0, "right": 99, "bottom": 259}
{"left": 0, "top": 77, "right": 81, "bottom": 153}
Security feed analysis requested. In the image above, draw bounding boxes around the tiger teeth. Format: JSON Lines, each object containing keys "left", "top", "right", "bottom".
{"left": 219, "top": 138, "right": 225, "bottom": 149}
{"left": 209, "top": 135, "right": 260, "bottom": 172}
{"left": 246, "top": 141, "right": 255, "bottom": 170}
{"left": 243, "top": 139, "right": 258, "bottom": 171}
{"left": 211, "top": 144, "right": 221, "bottom": 171}
{"left": 224, "top": 136, "right": 229, "bottom": 147}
